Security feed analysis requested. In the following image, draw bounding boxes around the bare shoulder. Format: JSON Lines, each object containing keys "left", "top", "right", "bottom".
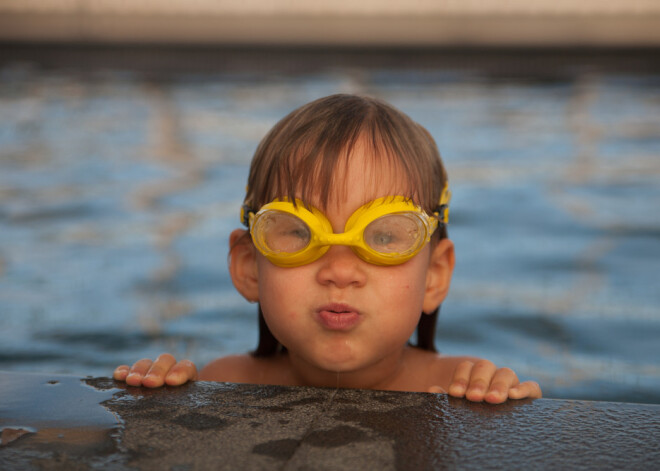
{"left": 404, "top": 348, "right": 480, "bottom": 391}
{"left": 407, "top": 348, "right": 477, "bottom": 370}
{"left": 199, "top": 354, "right": 262, "bottom": 383}
{"left": 429, "top": 353, "right": 481, "bottom": 371}
{"left": 433, "top": 353, "right": 483, "bottom": 382}
{"left": 198, "top": 353, "right": 290, "bottom": 385}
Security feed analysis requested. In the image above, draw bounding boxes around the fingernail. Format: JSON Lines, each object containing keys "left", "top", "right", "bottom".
{"left": 126, "top": 373, "right": 142, "bottom": 383}
{"left": 448, "top": 383, "right": 466, "bottom": 395}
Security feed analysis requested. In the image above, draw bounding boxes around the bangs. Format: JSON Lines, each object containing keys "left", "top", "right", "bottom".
{"left": 290, "top": 128, "right": 423, "bottom": 212}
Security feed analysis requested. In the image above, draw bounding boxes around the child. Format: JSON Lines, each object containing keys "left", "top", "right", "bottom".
{"left": 114, "top": 94, "right": 541, "bottom": 404}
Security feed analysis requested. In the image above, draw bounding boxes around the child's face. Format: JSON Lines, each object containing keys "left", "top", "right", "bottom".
{"left": 240, "top": 140, "right": 454, "bottom": 383}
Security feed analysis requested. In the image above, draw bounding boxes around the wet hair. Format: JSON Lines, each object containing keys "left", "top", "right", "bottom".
{"left": 238, "top": 94, "right": 448, "bottom": 356}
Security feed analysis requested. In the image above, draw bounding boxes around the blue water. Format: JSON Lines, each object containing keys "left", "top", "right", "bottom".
{"left": 1, "top": 57, "right": 659, "bottom": 403}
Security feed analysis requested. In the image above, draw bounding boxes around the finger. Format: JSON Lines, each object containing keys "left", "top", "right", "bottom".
{"left": 483, "top": 367, "right": 518, "bottom": 404}
{"left": 447, "top": 360, "right": 474, "bottom": 397}
{"left": 125, "top": 358, "right": 154, "bottom": 386}
{"left": 465, "top": 359, "right": 497, "bottom": 402}
{"left": 142, "top": 353, "right": 178, "bottom": 388}
{"left": 509, "top": 381, "right": 543, "bottom": 400}
{"left": 165, "top": 360, "right": 198, "bottom": 386}
{"left": 428, "top": 385, "right": 446, "bottom": 394}
{"left": 113, "top": 365, "right": 130, "bottom": 381}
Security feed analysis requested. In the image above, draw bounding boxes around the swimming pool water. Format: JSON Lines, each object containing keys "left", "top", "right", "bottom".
{"left": 1, "top": 51, "right": 659, "bottom": 403}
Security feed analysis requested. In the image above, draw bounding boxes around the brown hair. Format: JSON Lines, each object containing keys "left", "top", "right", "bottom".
{"left": 239, "top": 94, "right": 448, "bottom": 356}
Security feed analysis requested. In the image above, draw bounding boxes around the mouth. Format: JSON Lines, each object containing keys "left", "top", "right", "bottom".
{"left": 316, "top": 303, "right": 361, "bottom": 331}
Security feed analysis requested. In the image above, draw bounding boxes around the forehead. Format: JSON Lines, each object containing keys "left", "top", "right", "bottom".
{"left": 307, "top": 139, "right": 416, "bottom": 211}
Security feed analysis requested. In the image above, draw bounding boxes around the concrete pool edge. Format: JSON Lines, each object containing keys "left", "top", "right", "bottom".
{"left": 1, "top": 371, "right": 659, "bottom": 469}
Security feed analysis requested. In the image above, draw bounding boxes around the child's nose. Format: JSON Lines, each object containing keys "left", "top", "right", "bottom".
{"left": 315, "top": 244, "right": 367, "bottom": 288}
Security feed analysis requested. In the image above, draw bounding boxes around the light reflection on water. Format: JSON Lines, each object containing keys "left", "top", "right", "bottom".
{"left": 1, "top": 59, "right": 659, "bottom": 403}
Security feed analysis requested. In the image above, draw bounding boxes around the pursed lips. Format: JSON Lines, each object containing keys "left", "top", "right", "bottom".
{"left": 316, "top": 303, "right": 361, "bottom": 331}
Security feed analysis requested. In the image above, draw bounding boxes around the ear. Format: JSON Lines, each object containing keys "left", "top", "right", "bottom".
{"left": 422, "top": 239, "right": 455, "bottom": 314}
{"left": 229, "top": 229, "right": 259, "bottom": 303}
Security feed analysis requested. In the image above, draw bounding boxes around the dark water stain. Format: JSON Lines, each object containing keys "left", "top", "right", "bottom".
{"left": 260, "top": 405, "right": 293, "bottom": 413}
{"left": 251, "top": 424, "right": 375, "bottom": 461}
{"left": 241, "top": 384, "right": 307, "bottom": 400}
{"left": 172, "top": 411, "right": 229, "bottom": 431}
{"left": 327, "top": 390, "right": 458, "bottom": 470}
{"left": 252, "top": 438, "right": 300, "bottom": 461}
{"left": 304, "top": 425, "right": 371, "bottom": 448}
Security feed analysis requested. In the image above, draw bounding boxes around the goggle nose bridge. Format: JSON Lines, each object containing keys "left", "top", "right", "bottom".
{"left": 312, "top": 226, "right": 364, "bottom": 246}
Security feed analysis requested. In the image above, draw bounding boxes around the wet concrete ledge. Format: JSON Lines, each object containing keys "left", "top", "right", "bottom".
{"left": 1, "top": 371, "right": 659, "bottom": 470}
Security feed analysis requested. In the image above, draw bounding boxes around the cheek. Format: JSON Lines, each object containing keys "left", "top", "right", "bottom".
{"left": 378, "top": 275, "right": 419, "bottom": 308}
{"left": 384, "top": 261, "right": 429, "bottom": 303}
{"left": 257, "top": 259, "right": 311, "bottom": 313}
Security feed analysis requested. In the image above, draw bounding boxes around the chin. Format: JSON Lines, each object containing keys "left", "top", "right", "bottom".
{"left": 312, "top": 349, "right": 361, "bottom": 373}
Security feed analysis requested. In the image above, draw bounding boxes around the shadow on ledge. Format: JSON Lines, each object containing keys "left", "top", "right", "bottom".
{"left": 1, "top": 371, "right": 659, "bottom": 470}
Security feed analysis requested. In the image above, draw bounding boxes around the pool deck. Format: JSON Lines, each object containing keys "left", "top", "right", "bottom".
{"left": 1, "top": 371, "right": 659, "bottom": 469}
{"left": 1, "top": 0, "right": 660, "bottom": 47}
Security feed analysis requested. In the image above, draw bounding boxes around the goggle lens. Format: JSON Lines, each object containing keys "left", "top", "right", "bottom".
{"left": 363, "top": 213, "right": 425, "bottom": 255}
{"left": 255, "top": 211, "right": 311, "bottom": 254}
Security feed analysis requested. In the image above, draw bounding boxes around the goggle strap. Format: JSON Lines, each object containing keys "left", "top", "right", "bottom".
{"left": 240, "top": 204, "right": 254, "bottom": 228}
{"left": 434, "top": 204, "right": 449, "bottom": 225}
{"left": 434, "top": 183, "right": 451, "bottom": 224}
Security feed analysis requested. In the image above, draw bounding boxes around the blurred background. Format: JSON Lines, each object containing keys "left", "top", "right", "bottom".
{"left": 1, "top": 1, "right": 659, "bottom": 403}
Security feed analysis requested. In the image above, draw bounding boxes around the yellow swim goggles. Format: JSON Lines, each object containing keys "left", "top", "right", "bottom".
{"left": 241, "top": 187, "right": 450, "bottom": 267}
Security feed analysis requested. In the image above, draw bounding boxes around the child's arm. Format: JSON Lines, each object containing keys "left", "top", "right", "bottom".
{"left": 113, "top": 353, "right": 197, "bottom": 388}
{"left": 429, "top": 359, "right": 542, "bottom": 404}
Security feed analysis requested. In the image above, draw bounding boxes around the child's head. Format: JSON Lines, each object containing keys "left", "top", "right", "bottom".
{"left": 231, "top": 94, "right": 453, "bottom": 359}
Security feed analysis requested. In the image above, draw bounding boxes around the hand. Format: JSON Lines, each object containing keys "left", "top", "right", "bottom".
{"left": 429, "top": 359, "right": 542, "bottom": 404}
{"left": 113, "top": 353, "right": 198, "bottom": 388}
